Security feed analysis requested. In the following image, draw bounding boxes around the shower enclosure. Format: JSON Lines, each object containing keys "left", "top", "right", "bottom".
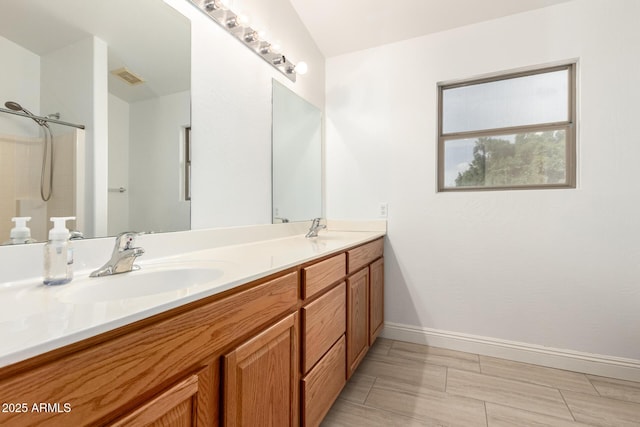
{"left": 0, "top": 103, "right": 85, "bottom": 243}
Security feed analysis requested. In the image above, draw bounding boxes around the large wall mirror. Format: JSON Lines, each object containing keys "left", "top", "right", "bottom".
{"left": 0, "top": 0, "right": 190, "bottom": 242}
{"left": 272, "top": 80, "right": 322, "bottom": 223}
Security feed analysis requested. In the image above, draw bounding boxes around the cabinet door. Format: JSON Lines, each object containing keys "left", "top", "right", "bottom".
{"left": 347, "top": 267, "right": 369, "bottom": 378}
{"left": 224, "top": 312, "right": 299, "bottom": 427}
{"left": 369, "top": 257, "right": 384, "bottom": 345}
{"left": 109, "top": 366, "right": 214, "bottom": 427}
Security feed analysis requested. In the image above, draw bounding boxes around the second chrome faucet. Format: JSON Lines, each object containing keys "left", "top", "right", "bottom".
{"left": 90, "top": 232, "right": 145, "bottom": 277}
{"left": 305, "top": 218, "right": 326, "bottom": 238}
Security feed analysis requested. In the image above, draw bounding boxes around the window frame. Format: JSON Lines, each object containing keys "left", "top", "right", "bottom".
{"left": 185, "top": 126, "right": 191, "bottom": 201}
{"left": 437, "top": 63, "right": 577, "bottom": 192}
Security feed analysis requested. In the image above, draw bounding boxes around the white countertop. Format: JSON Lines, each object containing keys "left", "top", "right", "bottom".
{"left": 0, "top": 228, "right": 384, "bottom": 369}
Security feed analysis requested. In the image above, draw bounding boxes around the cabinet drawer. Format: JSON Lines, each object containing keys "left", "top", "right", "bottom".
{"left": 347, "top": 238, "right": 383, "bottom": 274}
{"left": 302, "top": 253, "right": 346, "bottom": 300}
{"left": 302, "top": 336, "right": 346, "bottom": 427}
{"left": 302, "top": 282, "right": 346, "bottom": 373}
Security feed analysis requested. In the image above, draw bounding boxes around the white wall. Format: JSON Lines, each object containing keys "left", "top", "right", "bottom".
{"left": 0, "top": 35, "right": 40, "bottom": 137}
{"left": 0, "top": 36, "right": 41, "bottom": 241}
{"left": 326, "top": 0, "right": 640, "bottom": 363}
{"left": 107, "top": 94, "right": 130, "bottom": 235}
{"left": 41, "top": 36, "right": 109, "bottom": 238}
{"left": 129, "top": 91, "right": 190, "bottom": 233}
{"left": 0, "top": 36, "right": 93, "bottom": 240}
{"left": 165, "top": 0, "right": 325, "bottom": 229}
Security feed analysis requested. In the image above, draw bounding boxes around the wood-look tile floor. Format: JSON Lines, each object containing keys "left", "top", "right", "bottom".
{"left": 321, "top": 339, "right": 640, "bottom": 427}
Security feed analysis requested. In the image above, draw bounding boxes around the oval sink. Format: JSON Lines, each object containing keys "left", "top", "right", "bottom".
{"left": 0, "top": 290, "right": 41, "bottom": 322}
{"left": 59, "top": 267, "right": 224, "bottom": 303}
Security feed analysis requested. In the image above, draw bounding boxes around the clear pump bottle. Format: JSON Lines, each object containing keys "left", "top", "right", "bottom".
{"left": 3, "top": 217, "right": 37, "bottom": 245}
{"left": 44, "top": 216, "right": 76, "bottom": 286}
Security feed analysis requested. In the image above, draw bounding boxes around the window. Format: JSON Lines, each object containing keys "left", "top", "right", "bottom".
{"left": 438, "top": 63, "right": 576, "bottom": 191}
{"left": 185, "top": 126, "right": 191, "bottom": 201}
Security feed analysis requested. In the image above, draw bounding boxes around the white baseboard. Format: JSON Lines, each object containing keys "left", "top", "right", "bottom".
{"left": 380, "top": 321, "right": 640, "bottom": 382}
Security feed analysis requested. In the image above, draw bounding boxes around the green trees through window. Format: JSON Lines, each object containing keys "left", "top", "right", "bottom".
{"left": 455, "top": 131, "right": 566, "bottom": 187}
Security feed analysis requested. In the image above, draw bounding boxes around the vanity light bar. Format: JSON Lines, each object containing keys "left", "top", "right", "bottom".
{"left": 189, "top": 0, "right": 306, "bottom": 82}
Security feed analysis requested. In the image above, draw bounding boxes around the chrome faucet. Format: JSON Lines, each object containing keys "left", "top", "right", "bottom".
{"left": 90, "top": 232, "right": 145, "bottom": 277}
{"left": 305, "top": 218, "right": 326, "bottom": 238}
{"left": 69, "top": 230, "right": 84, "bottom": 240}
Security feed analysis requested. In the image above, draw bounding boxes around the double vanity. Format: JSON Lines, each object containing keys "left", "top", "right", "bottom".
{"left": 0, "top": 221, "right": 385, "bottom": 426}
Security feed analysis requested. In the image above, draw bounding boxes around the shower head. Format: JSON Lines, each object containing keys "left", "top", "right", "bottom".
{"left": 4, "top": 101, "right": 23, "bottom": 111}
{"left": 4, "top": 100, "right": 47, "bottom": 127}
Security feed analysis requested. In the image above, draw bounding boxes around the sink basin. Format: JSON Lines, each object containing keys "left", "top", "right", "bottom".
{"left": 59, "top": 266, "right": 225, "bottom": 303}
{"left": 0, "top": 289, "right": 42, "bottom": 322}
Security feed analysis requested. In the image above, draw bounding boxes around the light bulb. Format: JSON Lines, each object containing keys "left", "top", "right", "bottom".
{"left": 226, "top": 16, "right": 238, "bottom": 28}
{"left": 258, "top": 43, "right": 271, "bottom": 55}
{"left": 204, "top": 0, "right": 219, "bottom": 11}
{"left": 244, "top": 30, "right": 258, "bottom": 43}
{"left": 237, "top": 14, "right": 250, "bottom": 26}
{"left": 295, "top": 61, "right": 308, "bottom": 75}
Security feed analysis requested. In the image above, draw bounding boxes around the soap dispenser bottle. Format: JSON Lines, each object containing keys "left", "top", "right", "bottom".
{"left": 44, "top": 216, "right": 76, "bottom": 286}
{"left": 3, "top": 217, "right": 37, "bottom": 245}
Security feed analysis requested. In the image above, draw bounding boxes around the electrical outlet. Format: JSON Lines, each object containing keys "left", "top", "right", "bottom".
{"left": 379, "top": 202, "right": 388, "bottom": 218}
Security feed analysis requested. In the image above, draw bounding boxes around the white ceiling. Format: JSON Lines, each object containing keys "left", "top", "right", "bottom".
{"left": 0, "top": 0, "right": 190, "bottom": 103}
{"left": 0, "top": 0, "right": 574, "bottom": 101}
{"left": 288, "top": 0, "right": 573, "bottom": 57}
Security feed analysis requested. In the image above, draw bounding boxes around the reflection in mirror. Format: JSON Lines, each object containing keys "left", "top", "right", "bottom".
{"left": 272, "top": 80, "right": 322, "bottom": 223}
{"left": 0, "top": 0, "right": 191, "bottom": 243}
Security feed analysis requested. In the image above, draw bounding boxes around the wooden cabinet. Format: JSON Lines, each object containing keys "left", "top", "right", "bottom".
{"left": 224, "top": 312, "right": 299, "bottom": 427}
{"left": 346, "top": 267, "right": 369, "bottom": 378}
{"left": 346, "top": 238, "right": 384, "bottom": 377}
{"left": 0, "top": 237, "right": 384, "bottom": 427}
{"left": 298, "top": 239, "right": 387, "bottom": 426}
{"left": 369, "top": 257, "right": 384, "bottom": 345}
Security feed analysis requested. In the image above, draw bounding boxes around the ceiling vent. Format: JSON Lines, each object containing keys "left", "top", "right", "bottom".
{"left": 110, "top": 67, "right": 145, "bottom": 85}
